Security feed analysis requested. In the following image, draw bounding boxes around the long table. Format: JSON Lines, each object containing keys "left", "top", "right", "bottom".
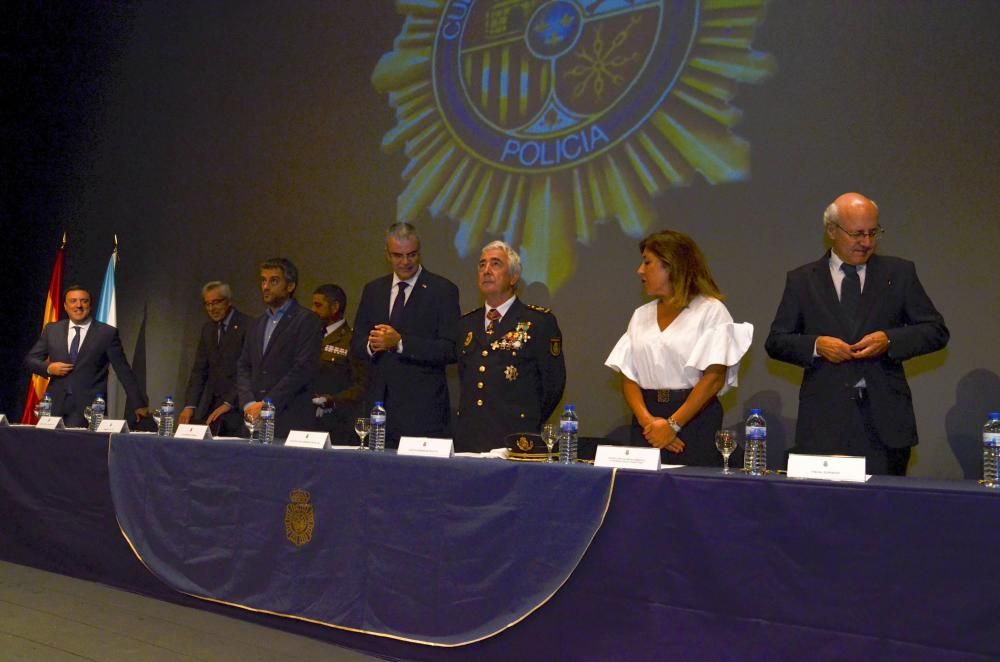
{"left": 1, "top": 426, "right": 997, "bottom": 660}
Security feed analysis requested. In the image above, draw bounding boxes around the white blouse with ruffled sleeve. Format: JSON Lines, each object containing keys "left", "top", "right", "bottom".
{"left": 604, "top": 295, "right": 753, "bottom": 394}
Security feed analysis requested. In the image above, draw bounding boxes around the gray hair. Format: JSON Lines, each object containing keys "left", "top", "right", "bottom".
{"left": 386, "top": 222, "right": 420, "bottom": 246}
{"left": 481, "top": 240, "right": 522, "bottom": 280}
{"left": 823, "top": 197, "right": 879, "bottom": 227}
{"left": 260, "top": 257, "right": 299, "bottom": 287}
{"left": 201, "top": 281, "right": 232, "bottom": 299}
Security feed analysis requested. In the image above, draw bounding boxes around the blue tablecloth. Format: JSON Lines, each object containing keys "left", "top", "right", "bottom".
{"left": 2, "top": 426, "right": 998, "bottom": 659}
{"left": 107, "top": 434, "right": 614, "bottom": 645}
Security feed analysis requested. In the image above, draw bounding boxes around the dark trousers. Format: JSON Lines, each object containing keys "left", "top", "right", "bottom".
{"left": 630, "top": 391, "right": 724, "bottom": 467}
{"left": 847, "top": 388, "right": 911, "bottom": 476}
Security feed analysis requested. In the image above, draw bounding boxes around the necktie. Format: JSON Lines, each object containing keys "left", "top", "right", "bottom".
{"left": 840, "top": 263, "right": 861, "bottom": 323}
{"left": 69, "top": 326, "right": 81, "bottom": 363}
{"left": 486, "top": 308, "right": 501, "bottom": 335}
{"left": 217, "top": 321, "right": 225, "bottom": 346}
{"left": 389, "top": 282, "right": 408, "bottom": 328}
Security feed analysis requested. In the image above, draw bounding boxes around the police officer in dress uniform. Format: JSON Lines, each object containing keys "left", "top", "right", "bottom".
{"left": 310, "top": 284, "right": 368, "bottom": 444}
{"left": 454, "top": 241, "right": 566, "bottom": 453}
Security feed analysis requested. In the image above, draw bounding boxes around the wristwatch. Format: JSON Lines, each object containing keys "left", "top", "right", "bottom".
{"left": 666, "top": 417, "right": 682, "bottom": 433}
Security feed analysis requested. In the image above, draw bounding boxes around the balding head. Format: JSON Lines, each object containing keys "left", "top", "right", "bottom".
{"left": 823, "top": 192, "right": 881, "bottom": 266}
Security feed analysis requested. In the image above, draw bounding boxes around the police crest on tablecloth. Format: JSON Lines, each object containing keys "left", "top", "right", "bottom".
{"left": 285, "top": 488, "right": 314, "bottom": 546}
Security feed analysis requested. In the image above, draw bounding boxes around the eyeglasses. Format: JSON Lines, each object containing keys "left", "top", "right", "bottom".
{"left": 388, "top": 250, "right": 420, "bottom": 262}
{"left": 831, "top": 222, "right": 884, "bottom": 241}
{"left": 204, "top": 298, "right": 229, "bottom": 308}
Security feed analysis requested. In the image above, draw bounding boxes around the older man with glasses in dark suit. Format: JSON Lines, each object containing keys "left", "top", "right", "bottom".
{"left": 765, "top": 192, "right": 949, "bottom": 475}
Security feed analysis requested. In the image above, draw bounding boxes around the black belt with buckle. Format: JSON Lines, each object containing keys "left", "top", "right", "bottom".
{"left": 643, "top": 388, "right": 693, "bottom": 403}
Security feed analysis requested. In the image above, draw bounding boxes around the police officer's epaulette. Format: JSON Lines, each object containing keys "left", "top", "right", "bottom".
{"left": 460, "top": 308, "right": 484, "bottom": 318}
{"left": 525, "top": 303, "right": 552, "bottom": 314}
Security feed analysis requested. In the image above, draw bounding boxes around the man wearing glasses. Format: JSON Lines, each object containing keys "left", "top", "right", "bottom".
{"left": 351, "top": 222, "right": 460, "bottom": 447}
{"left": 179, "top": 281, "right": 250, "bottom": 436}
{"left": 765, "top": 192, "right": 949, "bottom": 475}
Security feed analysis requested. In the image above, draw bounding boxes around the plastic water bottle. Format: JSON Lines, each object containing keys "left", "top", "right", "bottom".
{"left": 89, "top": 393, "right": 106, "bottom": 431}
{"left": 744, "top": 408, "right": 767, "bottom": 476}
{"left": 370, "top": 401, "right": 386, "bottom": 452}
{"left": 38, "top": 392, "right": 53, "bottom": 418}
{"left": 983, "top": 412, "right": 1000, "bottom": 488}
{"left": 260, "top": 398, "right": 276, "bottom": 444}
{"left": 559, "top": 404, "right": 579, "bottom": 464}
{"left": 158, "top": 395, "right": 176, "bottom": 437}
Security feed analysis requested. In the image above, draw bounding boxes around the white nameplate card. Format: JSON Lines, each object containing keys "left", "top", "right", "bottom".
{"left": 0, "top": 414, "right": 8, "bottom": 426}
{"left": 398, "top": 436, "right": 454, "bottom": 458}
{"left": 594, "top": 445, "right": 661, "bottom": 471}
{"left": 284, "top": 430, "right": 331, "bottom": 450}
{"left": 174, "top": 424, "right": 212, "bottom": 440}
{"left": 787, "top": 453, "right": 869, "bottom": 482}
{"left": 96, "top": 419, "right": 130, "bottom": 433}
{"left": 36, "top": 416, "right": 65, "bottom": 430}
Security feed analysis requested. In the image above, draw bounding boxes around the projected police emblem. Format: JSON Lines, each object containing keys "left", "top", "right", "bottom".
{"left": 373, "top": 0, "right": 774, "bottom": 290}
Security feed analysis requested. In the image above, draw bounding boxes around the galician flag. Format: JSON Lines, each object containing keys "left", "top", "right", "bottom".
{"left": 21, "top": 233, "right": 67, "bottom": 423}
{"left": 96, "top": 238, "right": 118, "bottom": 327}
{"left": 97, "top": 237, "right": 121, "bottom": 416}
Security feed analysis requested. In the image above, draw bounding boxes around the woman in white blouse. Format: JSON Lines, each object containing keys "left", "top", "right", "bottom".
{"left": 605, "top": 230, "right": 753, "bottom": 466}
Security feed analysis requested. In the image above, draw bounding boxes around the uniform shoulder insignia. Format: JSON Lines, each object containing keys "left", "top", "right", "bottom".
{"left": 461, "top": 307, "right": 484, "bottom": 319}
{"left": 525, "top": 304, "right": 551, "bottom": 314}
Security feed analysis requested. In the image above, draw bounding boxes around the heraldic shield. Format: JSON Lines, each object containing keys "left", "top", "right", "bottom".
{"left": 285, "top": 488, "right": 314, "bottom": 546}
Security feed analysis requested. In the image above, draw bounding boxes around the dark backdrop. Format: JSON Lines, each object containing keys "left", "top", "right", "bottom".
{"left": 5, "top": 1, "right": 999, "bottom": 479}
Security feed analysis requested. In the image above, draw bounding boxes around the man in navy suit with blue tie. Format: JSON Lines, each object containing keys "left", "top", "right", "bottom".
{"left": 765, "top": 193, "right": 949, "bottom": 475}
{"left": 351, "top": 223, "right": 460, "bottom": 447}
{"left": 25, "top": 285, "right": 148, "bottom": 426}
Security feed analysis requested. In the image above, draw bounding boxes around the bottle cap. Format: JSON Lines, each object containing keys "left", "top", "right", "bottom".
{"left": 750, "top": 408, "right": 762, "bottom": 414}
{"left": 990, "top": 413, "right": 1000, "bottom": 419}
{"left": 375, "top": 401, "right": 384, "bottom": 407}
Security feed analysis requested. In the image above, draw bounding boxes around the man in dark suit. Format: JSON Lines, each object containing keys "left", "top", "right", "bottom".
{"left": 351, "top": 223, "right": 460, "bottom": 447}
{"left": 25, "top": 285, "right": 148, "bottom": 427}
{"left": 310, "top": 283, "right": 368, "bottom": 444}
{"left": 454, "top": 241, "right": 565, "bottom": 453}
{"left": 765, "top": 192, "right": 949, "bottom": 475}
{"left": 237, "top": 258, "right": 323, "bottom": 440}
{"left": 178, "top": 281, "right": 249, "bottom": 436}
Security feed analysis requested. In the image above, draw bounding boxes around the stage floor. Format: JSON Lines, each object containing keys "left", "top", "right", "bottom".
{"left": 0, "top": 560, "right": 373, "bottom": 662}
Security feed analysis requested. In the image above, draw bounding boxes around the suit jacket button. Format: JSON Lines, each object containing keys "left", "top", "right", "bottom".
{"left": 477, "top": 382, "right": 484, "bottom": 389}
{"left": 481, "top": 350, "right": 488, "bottom": 357}
{"left": 478, "top": 366, "right": 486, "bottom": 373}
{"left": 476, "top": 399, "right": 483, "bottom": 407}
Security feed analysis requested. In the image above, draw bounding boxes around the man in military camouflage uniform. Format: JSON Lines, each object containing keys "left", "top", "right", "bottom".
{"left": 454, "top": 241, "right": 566, "bottom": 453}
{"left": 310, "top": 284, "right": 368, "bottom": 444}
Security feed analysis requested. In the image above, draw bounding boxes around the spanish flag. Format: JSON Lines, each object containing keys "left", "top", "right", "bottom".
{"left": 21, "top": 234, "right": 66, "bottom": 423}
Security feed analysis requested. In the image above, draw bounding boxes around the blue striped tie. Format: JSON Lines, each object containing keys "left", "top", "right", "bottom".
{"left": 69, "top": 326, "right": 81, "bottom": 363}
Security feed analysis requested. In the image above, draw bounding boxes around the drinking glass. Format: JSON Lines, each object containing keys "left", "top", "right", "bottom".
{"left": 149, "top": 407, "right": 160, "bottom": 429}
{"left": 244, "top": 410, "right": 259, "bottom": 442}
{"left": 354, "top": 417, "right": 371, "bottom": 450}
{"left": 715, "top": 430, "right": 738, "bottom": 474}
{"left": 84, "top": 406, "right": 94, "bottom": 426}
{"left": 541, "top": 423, "right": 557, "bottom": 462}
